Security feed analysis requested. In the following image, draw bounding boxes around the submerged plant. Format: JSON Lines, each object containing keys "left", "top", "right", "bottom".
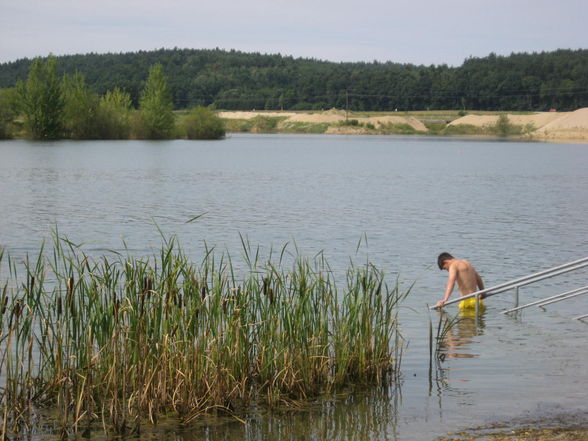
{"left": 0, "top": 233, "right": 410, "bottom": 438}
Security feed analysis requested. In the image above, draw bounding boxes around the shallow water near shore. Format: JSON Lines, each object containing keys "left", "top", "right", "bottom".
{"left": 1, "top": 134, "right": 587, "bottom": 440}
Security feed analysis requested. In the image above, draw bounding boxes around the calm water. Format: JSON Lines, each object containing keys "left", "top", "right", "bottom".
{"left": 1, "top": 134, "right": 587, "bottom": 440}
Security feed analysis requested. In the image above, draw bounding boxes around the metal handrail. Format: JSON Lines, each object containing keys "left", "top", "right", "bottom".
{"left": 537, "top": 288, "right": 588, "bottom": 308}
{"left": 501, "top": 285, "right": 588, "bottom": 314}
{"left": 430, "top": 256, "right": 588, "bottom": 311}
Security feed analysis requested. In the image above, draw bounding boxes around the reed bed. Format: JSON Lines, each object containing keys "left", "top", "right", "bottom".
{"left": 0, "top": 233, "right": 409, "bottom": 438}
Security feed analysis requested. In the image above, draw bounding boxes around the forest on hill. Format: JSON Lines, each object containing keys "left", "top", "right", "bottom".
{"left": 0, "top": 48, "right": 587, "bottom": 112}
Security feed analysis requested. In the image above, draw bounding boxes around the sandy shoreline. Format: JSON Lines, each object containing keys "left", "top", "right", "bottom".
{"left": 437, "top": 410, "right": 588, "bottom": 441}
{"left": 219, "top": 109, "right": 588, "bottom": 143}
{"left": 438, "top": 416, "right": 588, "bottom": 440}
{"left": 449, "top": 108, "right": 588, "bottom": 143}
{"left": 220, "top": 109, "right": 427, "bottom": 131}
{"left": 440, "top": 426, "right": 588, "bottom": 441}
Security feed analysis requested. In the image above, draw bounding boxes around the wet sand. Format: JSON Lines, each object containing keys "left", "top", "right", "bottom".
{"left": 441, "top": 426, "right": 588, "bottom": 441}
{"left": 440, "top": 412, "right": 588, "bottom": 441}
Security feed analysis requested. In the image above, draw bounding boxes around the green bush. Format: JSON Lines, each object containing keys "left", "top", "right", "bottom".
{"left": 182, "top": 106, "right": 225, "bottom": 139}
{"left": 249, "top": 115, "right": 285, "bottom": 132}
{"left": 96, "top": 88, "right": 133, "bottom": 139}
{"left": 492, "top": 114, "right": 523, "bottom": 137}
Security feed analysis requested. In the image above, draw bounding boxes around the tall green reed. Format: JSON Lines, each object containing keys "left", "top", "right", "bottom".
{"left": 0, "top": 232, "right": 410, "bottom": 437}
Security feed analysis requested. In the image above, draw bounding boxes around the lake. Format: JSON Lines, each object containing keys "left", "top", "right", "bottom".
{"left": 1, "top": 134, "right": 587, "bottom": 440}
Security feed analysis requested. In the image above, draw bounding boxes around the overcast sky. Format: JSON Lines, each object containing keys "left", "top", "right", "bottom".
{"left": 0, "top": 0, "right": 586, "bottom": 66}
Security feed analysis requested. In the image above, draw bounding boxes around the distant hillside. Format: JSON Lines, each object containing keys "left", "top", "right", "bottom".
{"left": 1, "top": 48, "right": 587, "bottom": 111}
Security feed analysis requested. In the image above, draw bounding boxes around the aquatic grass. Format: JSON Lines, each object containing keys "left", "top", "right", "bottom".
{"left": 0, "top": 233, "right": 410, "bottom": 437}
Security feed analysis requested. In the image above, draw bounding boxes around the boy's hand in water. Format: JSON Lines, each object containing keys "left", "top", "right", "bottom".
{"left": 435, "top": 300, "right": 445, "bottom": 308}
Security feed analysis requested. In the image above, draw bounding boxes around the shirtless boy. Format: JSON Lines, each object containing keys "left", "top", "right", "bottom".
{"left": 435, "top": 252, "right": 485, "bottom": 308}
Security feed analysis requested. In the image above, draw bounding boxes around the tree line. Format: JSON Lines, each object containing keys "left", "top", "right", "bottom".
{"left": 1, "top": 48, "right": 587, "bottom": 113}
{"left": 0, "top": 57, "right": 225, "bottom": 140}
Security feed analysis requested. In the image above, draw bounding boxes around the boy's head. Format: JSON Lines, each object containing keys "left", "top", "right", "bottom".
{"left": 437, "top": 252, "right": 454, "bottom": 270}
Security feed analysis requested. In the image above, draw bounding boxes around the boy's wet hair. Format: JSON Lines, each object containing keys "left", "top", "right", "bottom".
{"left": 437, "top": 252, "right": 454, "bottom": 270}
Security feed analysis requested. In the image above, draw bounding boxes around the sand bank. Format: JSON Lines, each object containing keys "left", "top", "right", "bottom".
{"left": 448, "top": 112, "right": 562, "bottom": 129}
{"left": 221, "top": 108, "right": 588, "bottom": 143}
{"left": 449, "top": 109, "right": 588, "bottom": 143}
{"left": 220, "top": 109, "right": 427, "bottom": 132}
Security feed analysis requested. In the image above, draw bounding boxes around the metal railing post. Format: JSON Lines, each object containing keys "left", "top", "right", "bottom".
{"left": 502, "top": 285, "right": 588, "bottom": 315}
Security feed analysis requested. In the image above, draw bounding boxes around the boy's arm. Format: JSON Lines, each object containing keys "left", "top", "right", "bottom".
{"left": 475, "top": 270, "right": 486, "bottom": 298}
{"left": 436, "top": 265, "right": 457, "bottom": 307}
{"left": 475, "top": 271, "right": 484, "bottom": 290}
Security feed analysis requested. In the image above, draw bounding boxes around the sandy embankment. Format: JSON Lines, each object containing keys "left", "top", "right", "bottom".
{"left": 448, "top": 113, "right": 561, "bottom": 129}
{"left": 534, "top": 108, "right": 588, "bottom": 142}
{"left": 219, "top": 110, "right": 428, "bottom": 133}
{"left": 449, "top": 108, "right": 588, "bottom": 142}
{"left": 221, "top": 108, "right": 588, "bottom": 142}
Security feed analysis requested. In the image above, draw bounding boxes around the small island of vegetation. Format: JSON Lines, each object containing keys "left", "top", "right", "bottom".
{"left": 0, "top": 57, "right": 225, "bottom": 141}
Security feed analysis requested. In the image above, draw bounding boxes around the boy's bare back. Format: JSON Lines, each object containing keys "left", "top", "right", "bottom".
{"left": 436, "top": 253, "right": 484, "bottom": 308}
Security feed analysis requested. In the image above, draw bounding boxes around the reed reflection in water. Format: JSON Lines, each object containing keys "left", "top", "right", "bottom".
{"left": 121, "top": 387, "right": 401, "bottom": 441}
{"left": 430, "top": 310, "right": 486, "bottom": 398}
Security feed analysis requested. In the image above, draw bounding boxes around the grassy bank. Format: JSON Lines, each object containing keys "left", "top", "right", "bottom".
{"left": 220, "top": 110, "right": 539, "bottom": 138}
{"left": 0, "top": 233, "right": 408, "bottom": 438}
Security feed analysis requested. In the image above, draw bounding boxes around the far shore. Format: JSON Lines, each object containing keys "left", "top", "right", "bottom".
{"left": 219, "top": 108, "right": 588, "bottom": 144}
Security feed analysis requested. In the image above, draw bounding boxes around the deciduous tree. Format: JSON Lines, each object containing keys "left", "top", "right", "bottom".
{"left": 62, "top": 72, "right": 100, "bottom": 139}
{"left": 16, "top": 56, "right": 64, "bottom": 139}
{"left": 138, "top": 63, "right": 174, "bottom": 139}
{"left": 0, "top": 88, "right": 18, "bottom": 139}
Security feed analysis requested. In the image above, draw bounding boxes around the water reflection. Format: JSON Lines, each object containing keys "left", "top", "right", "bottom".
{"left": 246, "top": 390, "right": 399, "bottom": 441}
{"left": 439, "top": 310, "right": 486, "bottom": 360}
{"left": 93, "top": 387, "right": 401, "bottom": 441}
{"left": 430, "top": 310, "right": 486, "bottom": 397}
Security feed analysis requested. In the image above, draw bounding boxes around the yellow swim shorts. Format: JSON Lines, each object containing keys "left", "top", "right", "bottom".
{"left": 458, "top": 297, "right": 485, "bottom": 310}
